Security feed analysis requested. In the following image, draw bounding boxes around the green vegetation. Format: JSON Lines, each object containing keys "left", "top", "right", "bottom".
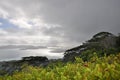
{"left": 0, "top": 52, "right": 120, "bottom": 80}
{"left": 79, "top": 48, "right": 119, "bottom": 61}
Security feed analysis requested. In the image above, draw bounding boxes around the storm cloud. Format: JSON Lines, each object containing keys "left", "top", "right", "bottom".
{"left": 0, "top": 0, "right": 120, "bottom": 60}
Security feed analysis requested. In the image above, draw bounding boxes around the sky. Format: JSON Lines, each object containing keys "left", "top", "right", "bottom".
{"left": 0, "top": 0, "right": 120, "bottom": 61}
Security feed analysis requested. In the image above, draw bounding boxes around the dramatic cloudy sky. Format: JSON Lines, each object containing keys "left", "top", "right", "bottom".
{"left": 0, "top": 0, "right": 120, "bottom": 61}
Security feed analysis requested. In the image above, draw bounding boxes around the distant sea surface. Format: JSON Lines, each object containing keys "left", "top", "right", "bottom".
{"left": 0, "top": 49, "right": 63, "bottom": 61}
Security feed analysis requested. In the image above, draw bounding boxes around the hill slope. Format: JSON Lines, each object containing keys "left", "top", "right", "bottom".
{"left": 63, "top": 32, "right": 120, "bottom": 61}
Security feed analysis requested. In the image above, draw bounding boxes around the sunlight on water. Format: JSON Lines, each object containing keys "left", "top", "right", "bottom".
{"left": 0, "top": 49, "right": 63, "bottom": 61}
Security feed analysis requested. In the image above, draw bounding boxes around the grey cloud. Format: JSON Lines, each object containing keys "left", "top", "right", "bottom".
{"left": 20, "top": 45, "right": 47, "bottom": 50}
{"left": 14, "top": 0, "right": 119, "bottom": 46}
{"left": 0, "top": 49, "right": 23, "bottom": 61}
{"left": 50, "top": 48, "right": 65, "bottom": 53}
{"left": 39, "top": 0, "right": 120, "bottom": 40}
{"left": 1, "top": 0, "right": 120, "bottom": 42}
{"left": 0, "top": 45, "right": 47, "bottom": 50}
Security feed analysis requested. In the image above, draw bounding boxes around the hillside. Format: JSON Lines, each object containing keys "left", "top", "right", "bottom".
{"left": 64, "top": 32, "right": 120, "bottom": 62}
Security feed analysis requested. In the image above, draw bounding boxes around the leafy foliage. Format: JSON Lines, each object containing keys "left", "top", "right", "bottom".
{"left": 0, "top": 52, "right": 120, "bottom": 80}
{"left": 79, "top": 48, "right": 119, "bottom": 61}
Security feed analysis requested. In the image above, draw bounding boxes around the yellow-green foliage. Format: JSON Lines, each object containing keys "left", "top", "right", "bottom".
{"left": 0, "top": 53, "right": 120, "bottom": 80}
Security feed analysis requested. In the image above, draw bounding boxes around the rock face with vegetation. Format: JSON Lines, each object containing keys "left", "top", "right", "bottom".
{"left": 63, "top": 32, "right": 119, "bottom": 62}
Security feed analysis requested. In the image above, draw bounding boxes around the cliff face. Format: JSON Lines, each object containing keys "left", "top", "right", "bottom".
{"left": 63, "top": 32, "right": 118, "bottom": 62}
